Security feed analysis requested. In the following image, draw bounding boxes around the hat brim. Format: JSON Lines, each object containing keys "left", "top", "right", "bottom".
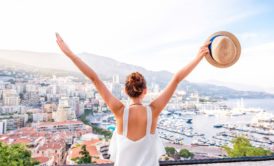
{"left": 205, "top": 31, "right": 241, "bottom": 68}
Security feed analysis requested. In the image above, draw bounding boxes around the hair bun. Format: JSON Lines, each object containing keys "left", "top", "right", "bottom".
{"left": 130, "top": 73, "right": 140, "bottom": 82}
{"left": 125, "top": 72, "right": 146, "bottom": 98}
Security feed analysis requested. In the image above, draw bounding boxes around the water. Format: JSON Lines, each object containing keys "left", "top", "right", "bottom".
{"left": 162, "top": 98, "right": 274, "bottom": 145}
{"left": 105, "top": 98, "right": 274, "bottom": 145}
{"left": 192, "top": 114, "right": 255, "bottom": 138}
{"left": 224, "top": 98, "right": 274, "bottom": 112}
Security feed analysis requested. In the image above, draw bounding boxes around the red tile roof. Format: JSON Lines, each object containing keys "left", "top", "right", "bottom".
{"left": 39, "top": 142, "right": 63, "bottom": 150}
{"left": 33, "top": 156, "right": 49, "bottom": 163}
{"left": 70, "top": 139, "right": 102, "bottom": 160}
{"left": 37, "top": 120, "right": 83, "bottom": 127}
{"left": 71, "top": 145, "right": 99, "bottom": 159}
{"left": 69, "top": 139, "right": 112, "bottom": 163}
{"left": 0, "top": 137, "right": 9, "bottom": 144}
{"left": 13, "top": 138, "right": 32, "bottom": 144}
{"left": 84, "top": 139, "right": 101, "bottom": 145}
{"left": 94, "top": 158, "right": 113, "bottom": 164}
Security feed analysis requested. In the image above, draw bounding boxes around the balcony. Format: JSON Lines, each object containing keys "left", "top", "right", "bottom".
{"left": 64, "top": 155, "right": 274, "bottom": 166}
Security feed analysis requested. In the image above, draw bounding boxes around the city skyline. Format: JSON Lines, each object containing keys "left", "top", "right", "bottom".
{"left": 0, "top": 0, "right": 274, "bottom": 92}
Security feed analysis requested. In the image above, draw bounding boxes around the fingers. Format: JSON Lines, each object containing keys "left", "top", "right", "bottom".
{"left": 55, "top": 32, "right": 64, "bottom": 43}
{"left": 55, "top": 33, "right": 66, "bottom": 51}
{"left": 56, "top": 40, "right": 65, "bottom": 53}
{"left": 201, "top": 47, "right": 209, "bottom": 53}
{"left": 56, "top": 35, "right": 63, "bottom": 46}
{"left": 55, "top": 33, "right": 67, "bottom": 50}
{"left": 55, "top": 32, "right": 61, "bottom": 39}
{"left": 56, "top": 39, "right": 62, "bottom": 48}
{"left": 200, "top": 46, "right": 209, "bottom": 56}
{"left": 203, "top": 41, "right": 211, "bottom": 47}
{"left": 199, "top": 41, "right": 211, "bottom": 54}
{"left": 55, "top": 33, "right": 73, "bottom": 56}
{"left": 200, "top": 41, "right": 210, "bottom": 49}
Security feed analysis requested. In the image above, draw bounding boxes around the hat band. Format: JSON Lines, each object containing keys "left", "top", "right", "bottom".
{"left": 208, "top": 35, "right": 223, "bottom": 58}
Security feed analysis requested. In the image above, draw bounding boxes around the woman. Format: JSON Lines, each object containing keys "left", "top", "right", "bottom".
{"left": 56, "top": 33, "right": 210, "bottom": 166}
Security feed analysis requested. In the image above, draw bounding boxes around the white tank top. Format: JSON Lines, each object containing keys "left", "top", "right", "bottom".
{"left": 108, "top": 105, "right": 166, "bottom": 166}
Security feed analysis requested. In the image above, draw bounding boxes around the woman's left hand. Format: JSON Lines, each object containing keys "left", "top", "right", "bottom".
{"left": 56, "top": 33, "right": 76, "bottom": 58}
{"left": 197, "top": 41, "right": 210, "bottom": 58}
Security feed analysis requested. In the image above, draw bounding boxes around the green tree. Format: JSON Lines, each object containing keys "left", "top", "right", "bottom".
{"left": 223, "top": 136, "right": 273, "bottom": 157}
{"left": 165, "top": 147, "right": 177, "bottom": 157}
{"left": 78, "top": 108, "right": 113, "bottom": 140}
{"left": 75, "top": 145, "right": 92, "bottom": 164}
{"left": 79, "top": 109, "right": 92, "bottom": 125}
{"left": 91, "top": 124, "right": 113, "bottom": 140}
{"left": 0, "top": 142, "right": 39, "bottom": 166}
{"left": 72, "top": 145, "right": 99, "bottom": 164}
{"left": 179, "top": 148, "right": 194, "bottom": 159}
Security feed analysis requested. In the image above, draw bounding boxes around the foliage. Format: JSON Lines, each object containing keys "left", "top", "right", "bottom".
{"left": 79, "top": 109, "right": 92, "bottom": 125}
{"left": 223, "top": 136, "right": 273, "bottom": 157}
{"left": 72, "top": 145, "right": 100, "bottom": 164}
{"left": 91, "top": 124, "right": 113, "bottom": 140}
{"left": 165, "top": 146, "right": 177, "bottom": 157}
{"left": 79, "top": 108, "right": 113, "bottom": 140}
{"left": 179, "top": 148, "right": 194, "bottom": 158}
{"left": 73, "top": 145, "right": 91, "bottom": 164}
{"left": 0, "top": 142, "right": 39, "bottom": 166}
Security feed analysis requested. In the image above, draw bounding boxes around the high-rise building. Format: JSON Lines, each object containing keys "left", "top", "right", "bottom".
{"left": 0, "top": 115, "right": 27, "bottom": 131}
{"left": 0, "top": 89, "right": 3, "bottom": 100}
{"left": 53, "top": 97, "right": 76, "bottom": 122}
{"left": 15, "top": 83, "right": 25, "bottom": 94}
{"left": 111, "top": 83, "right": 122, "bottom": 99}
{"left": 112, "top": 74, "right": 120, "bottom": 84}
{"left": 43, "top": 103, "right": 57, "bottom": 113}
{"left": 53, "top": 99, "right": 68, "bottom": 122}
{"left": 153, "top": 83, "right": 160, "bottom": 93}
{"left": 70, "top": 97, "right": 84, "bottom": 117}
{"left": 0, "top": 120, "right": 7, "bottom": 134}
{"left": 2, "top": 89, "right": 19, "bottom": 106}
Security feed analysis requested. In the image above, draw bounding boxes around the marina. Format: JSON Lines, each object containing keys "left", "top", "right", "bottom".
{"left": 155, "top": 98, "right": 274, "bottom": 150}
{"left": 92, "top": 98, "right": 274, "bottom": 151}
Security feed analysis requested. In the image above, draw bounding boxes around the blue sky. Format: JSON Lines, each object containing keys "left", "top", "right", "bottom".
{"left": 0, "top": 0, "right": 273, "bottom": 92}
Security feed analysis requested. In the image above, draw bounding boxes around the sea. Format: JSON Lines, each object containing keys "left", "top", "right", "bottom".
{"left": 224, "top": 98, "right": 274, "bottom": 113}
{"left": 167, "top": 98, "right": 274, "bottom": 145}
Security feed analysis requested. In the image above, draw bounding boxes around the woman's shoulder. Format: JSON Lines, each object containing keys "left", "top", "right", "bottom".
{"left": 148, "top": 104, "right": 160, "bottom": 119}
{"left": 113, "top": 104, "right": 125, "bottom": 119}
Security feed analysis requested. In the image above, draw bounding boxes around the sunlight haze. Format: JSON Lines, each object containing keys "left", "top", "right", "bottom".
{"left": 0, "top": 0, "right": 273, "bottom": 92}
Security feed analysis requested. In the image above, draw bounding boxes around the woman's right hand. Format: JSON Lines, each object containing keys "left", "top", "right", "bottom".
{"left": 56, "top": 33, "right": 76, "bottom": 59}
{"left": 197, "top": 41, "right": 210, "bottom": 58}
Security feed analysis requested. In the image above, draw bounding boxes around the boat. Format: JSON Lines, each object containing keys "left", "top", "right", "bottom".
{"left": 213, "top": 124, "right": 224, "bottom": 128}
{"left": 186, "top": 119, "right": 192, "bottom": 124}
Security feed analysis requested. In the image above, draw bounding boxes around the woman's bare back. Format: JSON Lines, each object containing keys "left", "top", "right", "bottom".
{"left": 116, "top": 105, "right": 158, "bottom": 141}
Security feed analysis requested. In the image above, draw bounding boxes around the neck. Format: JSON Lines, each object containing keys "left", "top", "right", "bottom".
{"left": 130, "top": 97, "right": 143, "bottom": 105}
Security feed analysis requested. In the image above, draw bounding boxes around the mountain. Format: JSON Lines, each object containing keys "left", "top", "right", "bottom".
{"left": 181, "top": 82, "right": 274, "bottom": 99}
{"left": 0, "top": 49, "right": 273, "bottom": 99}
{"left": 200, "top": 79, "right": 271, "bottom": 92}
{"left": 0, "top": 49, "right": 173, "bottom": 86}
{"left": 79, "top": 52, "right": 173, "bottom": 87}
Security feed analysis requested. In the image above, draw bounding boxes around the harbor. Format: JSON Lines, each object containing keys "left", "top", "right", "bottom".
{"left": 156, "top": 98, "right": 274, "bottom": 151}
{"left": 90, "top": 98, "right": 274, "bottom": 154}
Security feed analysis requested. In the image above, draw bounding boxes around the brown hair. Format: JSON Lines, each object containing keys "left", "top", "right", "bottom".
{"left": 125, "top": 72, "right": 146, "bottom": 98}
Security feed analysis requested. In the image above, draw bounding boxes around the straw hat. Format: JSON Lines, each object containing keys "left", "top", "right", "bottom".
{"left": 205, "top": 31, "right": 241, "bottom": 68}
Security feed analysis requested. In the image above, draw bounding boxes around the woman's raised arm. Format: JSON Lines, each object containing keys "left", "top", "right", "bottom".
{"left": 56, "top": 33, "right": 124, "bottom": 116}
{"left": 150, "top": 42, "right": 210, "bottom": 116}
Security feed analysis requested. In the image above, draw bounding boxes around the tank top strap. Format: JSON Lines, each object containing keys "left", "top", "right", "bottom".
{"left": 146, "top": 105, "right": 152, "bottom": 136}
{"left": 122, "top": 105, "right": 129, "bottom": 136}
